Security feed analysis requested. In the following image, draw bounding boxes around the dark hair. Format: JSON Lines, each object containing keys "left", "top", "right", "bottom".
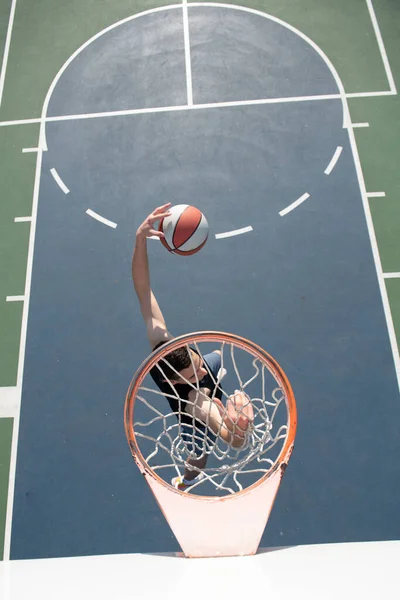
{"left": 153, "top": 340, "right": 193, "bottom": 381}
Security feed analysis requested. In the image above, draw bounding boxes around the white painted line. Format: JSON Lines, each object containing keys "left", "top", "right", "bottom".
{"left": 215, "top": 226, "right": 253, "bottom": 239}
{"left": 86, "top": 209, "right": 117, "bottom": 229}
{"left": 0, "top": 0, "right": 17, "bottom": 106}
{"left": 366, "top": 0, "right": 397, "bottom": 94}
{"left": 22, "top": 147, "right": 39, "bottom": 153}
{"left": 324, "top": 146, "right": 343, "bottom": 175}
{"left": 50, "top": 168, "right": 70, "bottom": 194}
{"left": 41, "top": 128, "right": 48, "bottom": 152}
{"left": 14, "top": 216, "right": 32, "bottom": 222}
{"left": 279, "top": 193, "right": 310, "bottom": 217}
{"left": 0, "top": 92, "right": 397, "bottom": 130}
{"left": 346, "top": 90, "right": 395, "bottom": 98}
{"left": 0, "top": 117, "right": 42, "bottom": 127}
{"left": 0, "top": 95, "right": 347, "bottom": 132}
{"left": 192, "top": 94, "right": 341, "bottom": 111}
{"left": 25, "top": 95, "right": 347, "bottom": 126}
{"left": 0, "top": 387, "right": 20, "bottom": 418}
{"left": 383, "top": 273, "right": 400, "bottom": 279}
{"left": 366, "top": 192, "right": 386, "bottom": 198}
{"left": 182, "top": 0, "right": 193, "bottom": 106}
{"left": 351, "top": 123, "right": 370, "bottom": 128}
{"left": 6, "top": 295, "right": 25, "bottom": 302}
{"left": 0, "top": 93, "right": 398, "bottom": 131}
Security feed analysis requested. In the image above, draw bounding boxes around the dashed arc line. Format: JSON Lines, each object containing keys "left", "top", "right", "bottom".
{"left": 86, "top": 209, "right": 118, "bottom": 229}
{"left": 279, "top": 193, "right": 310, "bottom": 217}
{"left": 325, "top": 146, "right": 343, "bottom": 175}
{"left": 215, "top": 226, "right": 253, "bottom": 239}
{"left": 280, "top": 145, "right": 343, "bottom": 216}
{"left": 50, "top": 168, "right": 70, "bottom": 194}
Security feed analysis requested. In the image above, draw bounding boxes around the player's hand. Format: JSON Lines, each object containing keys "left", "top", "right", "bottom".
{"left": 136, "top": 203, "right": 172, "bottom": 240}
{"left": 226, "top": 390, "right": 254, "bottom": 436}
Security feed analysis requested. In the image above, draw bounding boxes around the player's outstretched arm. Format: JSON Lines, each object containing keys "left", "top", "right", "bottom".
{"left": 132, "top": 203, "right": 173, "bottom": 349}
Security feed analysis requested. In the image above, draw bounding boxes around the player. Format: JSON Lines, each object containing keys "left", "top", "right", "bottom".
{"left": 132, "top": 203, "right": 253, "bottom": 490}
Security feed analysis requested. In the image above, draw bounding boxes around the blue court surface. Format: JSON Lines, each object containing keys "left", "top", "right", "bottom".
{"left": 6, "top": 4, "right": 400, "bottom": 566}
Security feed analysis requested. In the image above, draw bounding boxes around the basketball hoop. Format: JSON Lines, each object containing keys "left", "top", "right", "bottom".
{"left": 125, "top": 331, "right": 297, "bottom": 558}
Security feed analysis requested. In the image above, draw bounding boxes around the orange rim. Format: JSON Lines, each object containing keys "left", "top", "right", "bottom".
{"left": 124, "top": 331, "right": 297, "bottom": 498}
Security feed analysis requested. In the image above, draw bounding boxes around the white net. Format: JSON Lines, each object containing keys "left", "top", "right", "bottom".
{"left": 131, "top": 337, "right": 291, "bottom": 496}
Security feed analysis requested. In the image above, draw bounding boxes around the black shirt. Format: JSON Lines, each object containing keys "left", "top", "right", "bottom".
{"left": 149, "top": 350, "right": 223, "bottom": 426}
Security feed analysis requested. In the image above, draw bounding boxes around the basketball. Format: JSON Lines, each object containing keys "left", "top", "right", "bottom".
{"left": 159, "top": 204, "right": 209, "bottom": 256}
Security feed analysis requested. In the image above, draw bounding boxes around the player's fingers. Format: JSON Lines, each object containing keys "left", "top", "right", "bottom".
{"left": 154, "top": 203, "right": 172, "bottom": 214}
{"left": 157, "top": 211, "right": 172, "bottom": 219}
{"left": 230, "top": 392, "right": 253, "bottom": 421}
{"left": 213, "top": 398, "right": 225, "bottom": 417}
{"left": 148, "top": 211, "right": 171, "bottom": 224}
{"left": 149, "top": 229, "right": 165, "bottom": 238}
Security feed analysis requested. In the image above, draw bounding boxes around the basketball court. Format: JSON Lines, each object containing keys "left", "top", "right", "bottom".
{"left": 0, "top": 1, "right": 399, "bottom": 597}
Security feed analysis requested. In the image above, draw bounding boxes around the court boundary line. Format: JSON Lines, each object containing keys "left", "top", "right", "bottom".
{"left": 366, "top": 0, "right": 397, "bottom": 94}
{"left": 3, "top": 2, "right": 400, "bottom": 561}
{"left": 0, "top": 0, "right": 17, "bottom": 106}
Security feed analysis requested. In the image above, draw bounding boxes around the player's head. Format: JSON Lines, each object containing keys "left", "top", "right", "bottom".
{"left": 153, "top": 341, "right": 207, "bottom": 384}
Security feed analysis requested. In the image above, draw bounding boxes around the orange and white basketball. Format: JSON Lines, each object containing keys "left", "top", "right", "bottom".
{"left": 159, "top": 204, "right": 209, "bottom": 256}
